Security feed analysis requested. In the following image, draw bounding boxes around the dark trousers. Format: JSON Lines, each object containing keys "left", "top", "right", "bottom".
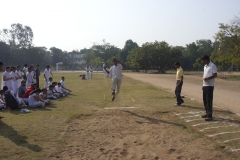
{"left": 36, "top": 77, "right": 39, "bottom": 89}
{"left": 203, "top": 86, "right": 214, "bottom": 116}
{"left": 175, "top": 80, "right": 183, "bottom": 104}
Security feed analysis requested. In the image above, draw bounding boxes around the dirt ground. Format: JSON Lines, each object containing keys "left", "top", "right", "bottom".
{"left": 46, "top": 73, "right": 240, "bottom": 160}
{"left": 123, "top": 73, "right": 240, "bottom": 114}
{"left": 49, "top": 111, "right": 231, "bottom": 160}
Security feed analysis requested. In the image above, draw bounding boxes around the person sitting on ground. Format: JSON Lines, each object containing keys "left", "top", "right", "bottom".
{"left": 3, "top": 86, "right": 27, "bottom": 107}
{"left": 48, "top": 77, "right": 53, "bottom": 87}
{"left": 39, "top": 88, "right": 50, "bottom": 105}
{"left": 23, "top": 83, "right": 37, "bottom": 103}
{"left": 55, "top": 82, "right": 66, "bottom": 96}
{"left": 0, "top": 96, "right": 6, "bottom": 110}
{"left": 79, "top": 74, "right": 86, "bottom": 80}
{"left": 28, "top": 89, "right": 45, "bottom": 108}
{"left": 47, "top": 85, "right": 57, "bottom": 99}
{"left": 0, "top": 90, "right": 4, "bottom": 100}
{"left": 52, "top": 82, "right": 63, "bottom": 97}
{"left": 60, "top": 77, "right": 71, "bottom": 94}
{"left": 18, "top": 80, "right": 27, "bottom": 98}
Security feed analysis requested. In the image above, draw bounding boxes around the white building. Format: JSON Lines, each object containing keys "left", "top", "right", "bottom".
{"left": 71, "top": 53, "right": 85, "bottom": 65}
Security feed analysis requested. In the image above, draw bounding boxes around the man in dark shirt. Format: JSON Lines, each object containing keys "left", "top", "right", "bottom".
{"left": 18, "top": 80, "right": 27, "bottom": 98}
{"left": 35, "top": 64, "right": 40, "bottom": 88}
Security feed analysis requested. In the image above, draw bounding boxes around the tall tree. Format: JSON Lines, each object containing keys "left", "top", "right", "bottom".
{"left": 120, "top": 39, "right": 138, "bottom": 63}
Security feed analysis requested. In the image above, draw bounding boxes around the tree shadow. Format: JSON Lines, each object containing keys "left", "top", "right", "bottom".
{"left": 123, "top": 110, "right": 186, "bottom": 128}
{"left": 0, "top": 121, "right": 42, "bottom": 152}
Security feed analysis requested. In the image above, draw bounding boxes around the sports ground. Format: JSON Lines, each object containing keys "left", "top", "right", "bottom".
{"left": 0, "top": 72, "right": 240, "bottom": 160}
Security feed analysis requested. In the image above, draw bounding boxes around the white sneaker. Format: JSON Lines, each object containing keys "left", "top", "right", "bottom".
{"left": 21, "top": 108, "right": 30, "bottom": 113}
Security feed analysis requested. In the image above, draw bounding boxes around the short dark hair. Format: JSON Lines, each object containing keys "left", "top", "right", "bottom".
{"left": 201, "top": 55, "right": 210, "bottom": 61}
{"left": 0, "top": 62, "right": 3, "bottom": 65}
{"left": 24, "top": 64, "right": 28, "bottom": 67}
{"left": 112, "top": 58, "right": 117, "bottom": 61}
{"left": 3, "top": 86, "right": 8, "bottom": 92}
{"left": 62, "top": 77, "right": 65, "bottom": 79}
{"left": 174, "top": 62, "right": 180, "bottom": 66}
{"left": 5, "top": 66, "right": 10, "bottom": 69}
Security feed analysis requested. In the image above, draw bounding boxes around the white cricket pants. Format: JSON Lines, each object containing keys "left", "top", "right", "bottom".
{"left": 111, "top": 78, "right": 122, "bottom": 96}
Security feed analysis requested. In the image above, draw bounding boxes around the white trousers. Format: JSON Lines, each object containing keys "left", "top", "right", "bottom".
{"left": 86, "top": 72, "right": 89, "bottom": 79}
{"left": 90, "top": 72, "right": 93, "bottom": 79}
{"left": 44, "top": 80, "right": 48, "bottom": 88}
{"left": 0, "top": 104, "right": 6, "bottom": 109}
{"left": 47, "top": 95, "right": 57, "bottom": 99}
{"left": 13, "top": 81, "right": 18, "bottom": 95}
{"left": 62, "top": 88, "right": 69, "bottom": 94}
{"left": 111, "top": 78, "right": 122, "bottom": 96}
{"left": 29, "top": 101, "right": 45, "bottom": 107}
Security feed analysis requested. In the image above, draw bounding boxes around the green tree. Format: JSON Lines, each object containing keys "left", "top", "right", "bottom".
{"left": 120, "top": 39, "right": 138, "bottom": 64}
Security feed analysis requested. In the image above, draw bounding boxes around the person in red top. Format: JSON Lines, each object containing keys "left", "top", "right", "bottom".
{"left": 23, "top": 83, "right": 37, "bottom": 103}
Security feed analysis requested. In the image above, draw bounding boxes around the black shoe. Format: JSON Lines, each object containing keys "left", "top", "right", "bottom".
{"left": 0, "top": 116, "right": 4, "bottom": 119}
{"left": 205, "top": 117, "right": 213, "bottom": 121}
{"left": 174, "top": 103, "right": 181, "bottom": 106}
{"left": 112, "top": 96, "right": 115, "bottom": 101}
{"left": 201, "top": 114, "right": 208, "bottom": 118}
{"left": 181, "top": 100, "right": 184, "bottom": 104}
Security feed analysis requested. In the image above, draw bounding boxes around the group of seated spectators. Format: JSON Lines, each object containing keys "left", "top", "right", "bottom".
{"left": 0, "top": 65, "right": 71, "bottom": 111}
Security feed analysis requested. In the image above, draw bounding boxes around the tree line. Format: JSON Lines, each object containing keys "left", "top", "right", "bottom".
{"left": 0, "top": 15, "right": 240, "bottom": 72}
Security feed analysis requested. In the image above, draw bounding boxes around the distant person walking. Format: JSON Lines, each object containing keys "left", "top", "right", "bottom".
{"left": 85, "top": 66, "right": 89, "bottom": 79}
{"left": 89, "top": 67, "right": 93, "bottom": 79}
{"left": 35, "top": 64, "right": 40, "bottom": 88}
{"left": 174, "top": 62, "right": 184, "bottom": 106}
{"left": 201, "top": 55, "right": 217, "bottom": 121}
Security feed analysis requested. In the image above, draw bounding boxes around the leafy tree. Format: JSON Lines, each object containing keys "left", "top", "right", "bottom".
{"left": 120, "top": 39, "right": 138, "bottom": 63}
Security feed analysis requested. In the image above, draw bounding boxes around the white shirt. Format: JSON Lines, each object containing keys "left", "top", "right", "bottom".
{"left": 28, "top": 93, "right": 39, "bottom": 105}
{"left": 2, "top": 71, "right": 13, "bottom": 90}
{"left": 31, "top": 70, "right": 36, "bottom": 83}
{"left": 47, "top": 89, "right": 53, "bottom": 96}
{"left": 109, "top": 63, "right": 123, "bottom": 79}
{"left": 44, "top": 69, "right": 51, "bottom": 80}
{"left": 48, "top": 81, "right": 52, "bottom": 87}
{"left": 23, "top": 67, "right": 28, "bottom": 74}
{"left": 60, "top": 80, "right": 65, "bottom": 88}
{"left": 26, "top": 72, "right": 33, "bottom": 84}
{"left": 55, "top": 86, "right": 63, "bottom": 93}
{"left": 10, "top": 71, "right": 18, "bottom": 82}
{"left": 203, "top": 62, "right": 217, "bottom": 86}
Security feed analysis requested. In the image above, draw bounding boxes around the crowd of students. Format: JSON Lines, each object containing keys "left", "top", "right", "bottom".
{"left": 0, "top": 63, "right": 71, "bottom": 115}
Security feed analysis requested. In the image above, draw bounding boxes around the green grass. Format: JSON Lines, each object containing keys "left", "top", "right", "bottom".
{"left": 0, "top": 72, "right": 240, "bottom": 159}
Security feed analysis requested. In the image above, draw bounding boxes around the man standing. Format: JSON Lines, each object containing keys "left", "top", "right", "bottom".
{"left": 35, "top": 64, "right": 40, "bottom": 88}
{"left": 201, "top": 55, "right": 217, "bottom": 121}
{"left": 22, "top": 64, "right": 28, "bottom": 80}
{"left": 104, "top": 58, "right": 124, "bottom": 101}
{"left": 174, "top": 62, "right": 184, "bottom": 106}
{"left": 0, "top": 62, "right": 4, "bottom": 119}
{"left": 44, "top": 65, "right": 53, "bottom": 88}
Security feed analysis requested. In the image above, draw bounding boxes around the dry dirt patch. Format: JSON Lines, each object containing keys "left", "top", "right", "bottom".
{"left": 48, "top": 111, "right": 229, "bottom": 160}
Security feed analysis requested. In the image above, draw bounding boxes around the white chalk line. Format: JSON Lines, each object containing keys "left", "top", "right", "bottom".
{"left": 131, "top": 97, "right": 135, "bottom": 102}
{"left": 185, "top": 119, "right": 203, "bottom": 122}
{"left": 104, "top": 107, "right": 138, "bottom": 109}
{"left": 180, "top": 115, "right": 201, "bottom": 119}
{"left": 173, "top": 111, "right": 203, "bottom": 116}
{"left": 208, "top": 131, "right": 240, "bottom": 137}
{"left": 230, "top": 148, "right": 240, "bottom": 152}
{"left": 61, "top": 125, "right": 69, "bottom": 138}
{"left": 192, "top": 121, "right": 219, "bottom": 126}
{"left": 104, "top": 94, "right": 106, "bottom": 100}
{"left": 222, "top": 138, "right": 240, "bottom": 143}
{"left": 199, "top": 124, "right": 238, "bottom": 132}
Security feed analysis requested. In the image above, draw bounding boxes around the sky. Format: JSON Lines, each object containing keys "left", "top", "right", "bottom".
{"left": 0, "top": 0, "right": 240, "bottom": 52}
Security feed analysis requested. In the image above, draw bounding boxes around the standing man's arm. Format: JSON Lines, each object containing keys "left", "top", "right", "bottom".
{"left": 103, "top": 67, "right": 110, "bottom": 74}
{"left": 116, "top": 58, "right": 125, "bottom": 68}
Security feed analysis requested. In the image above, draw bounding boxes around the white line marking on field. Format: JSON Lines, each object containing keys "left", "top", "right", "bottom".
{"left": 173, "top": 111, "right": 203, "bottom": 116}
{"left": 230, "top": 148, "right": 240, "bottom": 152}
{"left": 199, "top": 124, "right": 238, "bottom": 132}
{"left": 222, "top": 138, "right": 240, "bottom": 143}
{"left": 180, "top": 115, "right": 200, "bottom": 119}
{"left": 50, "top": 116, "right": 54, "bottom": 119}
{"left": 61, "top": 125, "right": 69, "bottom": 138}
{"left": 131, "top": 97, "right": 135, "bottom": 102}
{"left": 208, "top": 131, "right": 240, "bottom": 137}
{"left": 192, "top": 122, "right": 219, "bottom": 126}
{"left": 185, "top": 119, "right": 203, "bottom": 122}
{"left": 104, "top": 107, "right": 138, "bottom": 109}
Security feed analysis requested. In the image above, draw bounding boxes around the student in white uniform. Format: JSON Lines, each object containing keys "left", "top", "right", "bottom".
{"left": 16, "top": 65, "right": 23, "bottom": 87}
{"left": 39, "top": 88, "right": 50, "bottom": 105}
{"left": 47, "top": 85, "right": 57, "bottom": 99}
{"left": 44, "top": 65, "right": 53, "bottom": 88}
{"left": 85, "top": 66, "right": 89, "bottom": 79}
{"left": 28, "top": 89, "right": 45, "bottom": 108}
{"left": 89, "top": 67, "right": 93, "bottom": 79}
{"left": 104, "top": 58, "right": 124, "bottom": 101}
{"left": 22, "top": 64, "right": 28, "bottom": 80}
{"left": 30, "top": 65, "right": 36, "bottom": 83}
{"left": 10, "top": 67, "right": 19, "bottom": 96}
{"left": 55, "top": 83, "right": 65, "bottom": 96}
{"left": 60, "top": 77, "right": 71, "bottom": 94}
{"left": 48, "top": 77, "right": 53, "bottom": 87}
{"left": 26, "top": 67, "right": 34, "bottom": 88}
{"left": 2, "top": 66, "right": 14, "bottom": 92}
{"left": 0, "top": 98, "right": 6, "bottom": 110}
